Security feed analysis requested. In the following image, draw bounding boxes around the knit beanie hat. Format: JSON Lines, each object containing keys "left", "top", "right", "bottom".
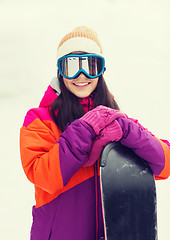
{"left": 56, "top": 26, "right": 103, "bottom": 60}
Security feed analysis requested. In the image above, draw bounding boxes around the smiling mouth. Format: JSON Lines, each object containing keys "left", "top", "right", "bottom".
{"left": 73, "top": 82, "right": 90, "bottom": 86}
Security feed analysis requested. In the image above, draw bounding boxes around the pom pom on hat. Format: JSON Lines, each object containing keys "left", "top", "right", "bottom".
{"left": 56, "top": 26, "right": 103, "bottom": 60}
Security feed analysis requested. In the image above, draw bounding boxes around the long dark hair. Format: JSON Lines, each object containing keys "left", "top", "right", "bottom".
{"left": 49, "top": 74, "right": 120, "bottom": 132}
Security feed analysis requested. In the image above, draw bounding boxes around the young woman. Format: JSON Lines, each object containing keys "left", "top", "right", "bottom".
{"left": 20, "top": 26, "right": 170, "bottom": 240}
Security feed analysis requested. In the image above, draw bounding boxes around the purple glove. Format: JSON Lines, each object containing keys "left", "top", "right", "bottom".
{"left": 84, "top": 119, "right": 123, "bottom": 167}
{"left": 80, "top": 105, "right": 125, "bottom": 135}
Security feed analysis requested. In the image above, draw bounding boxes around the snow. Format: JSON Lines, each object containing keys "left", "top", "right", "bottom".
{"left": 0, "top": 0, "right": 170, "bottom": 239}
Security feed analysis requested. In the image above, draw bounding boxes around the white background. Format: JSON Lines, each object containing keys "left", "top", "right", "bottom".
{"left": 0, "top": 0, "right": 170, "bottom": 239}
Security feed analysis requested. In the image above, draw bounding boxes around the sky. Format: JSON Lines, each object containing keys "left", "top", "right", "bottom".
{"left": 0, "top": 0, "right": 170, "bottom": 239}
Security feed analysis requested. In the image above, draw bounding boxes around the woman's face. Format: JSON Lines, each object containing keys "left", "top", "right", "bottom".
{"left": 63, "top": 73, "right": 99, "bottom": 98}
{"left": 62, "top": 51, "right": 99, "bottom": 98}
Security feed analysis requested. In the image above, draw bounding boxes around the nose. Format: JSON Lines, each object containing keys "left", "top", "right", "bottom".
{"left": 75, "top": 72, "right": 88, "bottom": 79}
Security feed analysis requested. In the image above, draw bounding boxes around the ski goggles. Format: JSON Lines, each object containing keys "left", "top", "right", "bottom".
{"left": 57, "top": 54, "right": 105, "bottom": 79}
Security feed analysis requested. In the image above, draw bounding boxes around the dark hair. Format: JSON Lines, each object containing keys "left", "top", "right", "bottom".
{"left": 49, "top": 74, "right": 120, "bottom": 132}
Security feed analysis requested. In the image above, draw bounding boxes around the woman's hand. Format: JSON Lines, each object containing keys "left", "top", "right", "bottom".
{"left": 80, "top": 105, "right": 125, "bottom": 135}
{"left": 84, "top": 119, "right": 123, "bottom": 167}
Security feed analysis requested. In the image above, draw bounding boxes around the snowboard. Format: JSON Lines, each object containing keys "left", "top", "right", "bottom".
{"left": 99, "top": 142, "right": 157, "bottom": 240}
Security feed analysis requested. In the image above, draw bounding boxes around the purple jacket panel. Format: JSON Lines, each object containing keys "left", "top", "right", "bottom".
{"left": 59, "top": 119, "right": 96, "bottom": 186}
{"left": 117, "top": 117, "right": 165, "bottom": 176}
{"left": 30, "top": 177, "right": 104, "bottom": 240}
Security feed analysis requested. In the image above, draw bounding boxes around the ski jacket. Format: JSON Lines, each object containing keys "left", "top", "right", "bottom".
{"left": 20, "top": 85, "right": 170, "bottom": 240}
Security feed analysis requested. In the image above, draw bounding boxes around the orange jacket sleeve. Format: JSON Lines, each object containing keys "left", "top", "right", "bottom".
{"left": 20, "top": 115, "right": 64, "bottom": 194}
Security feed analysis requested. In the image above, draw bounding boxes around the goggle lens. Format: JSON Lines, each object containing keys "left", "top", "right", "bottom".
{"left": 58, "top": 54, "right": 105, "bottom": 79}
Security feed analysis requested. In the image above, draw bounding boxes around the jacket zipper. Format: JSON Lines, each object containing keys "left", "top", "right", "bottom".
{"left": 94, "top": 162, "right": 99, "bottom": 240}
{"left": 87, "top": 97, "right": 99, "bottom": 240}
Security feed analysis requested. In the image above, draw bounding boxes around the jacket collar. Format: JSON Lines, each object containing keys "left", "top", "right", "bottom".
{"left": 39, "top": 85, "right": 94, "bottom": 112}
{"left": 39, "top": 85, "right": 58, "bottom": 108}
{"left": 79, "top": 94, "right": 94, "bottom": 112}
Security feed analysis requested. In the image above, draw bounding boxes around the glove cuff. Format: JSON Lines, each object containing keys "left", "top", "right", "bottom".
{"left": 101, "top": 120, "right": 123, "bottom": 142}
{"left": 80, "top": 112, "right": 101, "bottom": 134}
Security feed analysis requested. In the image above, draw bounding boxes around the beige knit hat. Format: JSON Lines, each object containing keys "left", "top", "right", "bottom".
{"left": 56, "top": 26, "right": 103, "bottom": 60}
